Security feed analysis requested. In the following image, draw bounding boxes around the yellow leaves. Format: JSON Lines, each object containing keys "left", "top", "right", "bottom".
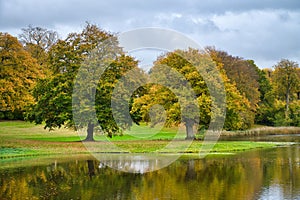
{"left": 0, "top": 33, "right": 43, "bottom": 114}
{"left": 185, "top": 70, "right": 201, "bottom": 81}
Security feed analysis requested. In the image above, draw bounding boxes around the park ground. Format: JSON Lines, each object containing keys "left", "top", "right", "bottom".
{"left": 0, "top": 121, "right": 299, "bottom": 159}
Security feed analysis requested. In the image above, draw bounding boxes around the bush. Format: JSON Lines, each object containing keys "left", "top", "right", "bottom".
{"left": 290, "top": 101, "right": 300, "bottom": 126}
{"left": 271, "top": 100, "right": 300, "bottom": 127}
{"left": 0, "top": 111, "right": 24, "bottom": 120}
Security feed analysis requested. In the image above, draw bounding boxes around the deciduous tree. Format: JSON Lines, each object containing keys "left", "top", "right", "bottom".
{"left": 206, "top": 47, "right": 260, "bottom": 127}
{"left": 272, "top": 59, "right": 300, "bottom": 123}
{"left": 27, "top": 24, "right": 140, "bottom": 140}
{"left": 132, "top": 48, "right": 252, "bottom": 140}
{"left": 0, "top": 33, "right": 43, "bottom": 119}
{"left": 18, "top": 25, "right": 59, "bottom": 74}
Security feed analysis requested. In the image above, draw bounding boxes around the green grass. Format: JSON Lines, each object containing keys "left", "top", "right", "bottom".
{"left": 103, "top": 124, "right": 184, "bottom": 141}
{"left": 0, "top": 121, "right": 292, "bottom": 159}
{"left": 0, "top": 120, "right": 37, "bottom": 128}
{"left": 0, "top": 147, "right": 38, "bottom": 158}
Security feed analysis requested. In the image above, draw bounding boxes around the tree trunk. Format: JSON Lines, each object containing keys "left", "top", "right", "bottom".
{"left": 285, "top": 86, "right": 290, "bottom": 121}
{"left": 185, "top": 118, "right": 195, "bottom": 140}
{"left": 84, "top": 122, "right": 95, "bottom": 141}
{"left": 87, "top": 160, "right": 95, "bottom": 178}
{"left": 185, "top": 160, "right": 196, "bottom": 181}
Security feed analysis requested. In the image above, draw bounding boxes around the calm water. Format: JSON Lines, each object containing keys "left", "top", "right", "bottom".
{"left": 0, "top": 145, "right": 300, "bottom": 199}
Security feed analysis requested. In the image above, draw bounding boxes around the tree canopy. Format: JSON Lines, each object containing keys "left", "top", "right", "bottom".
{"left": 271, "top": 59, "right": 300, "bottom": 125}
{"left": 131, "top": 48, "right": 253, "bottom": 140}
{"left": 19, "top": 25, "right": 58, "bottom": 68}
{"left": 206, "top": 47, "right": 260, "bottom": 127}
{"left": 0, "top": 33, "right": 44, "bottom": 119}
{"left": 1, "top": 24, "right": 299, "bottom": 141}
{"left": 26, "top": 24, "right": 141, "bottom": 140}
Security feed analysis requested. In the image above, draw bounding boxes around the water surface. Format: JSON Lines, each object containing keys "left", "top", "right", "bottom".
{"left": 0, "top": 145, "right": 300, "bottom": 200}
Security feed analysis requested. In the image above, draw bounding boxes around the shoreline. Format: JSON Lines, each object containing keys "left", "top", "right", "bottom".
{"left": 0, "top": 140, "right": 291, "bottom": 160}
{"left": 220, "top": 126, "right": 300, "bottom": 137}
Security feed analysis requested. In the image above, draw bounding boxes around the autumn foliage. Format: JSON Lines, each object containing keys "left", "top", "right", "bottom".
{"left": 0, "top": 24, "right": 299, "bottom": 140}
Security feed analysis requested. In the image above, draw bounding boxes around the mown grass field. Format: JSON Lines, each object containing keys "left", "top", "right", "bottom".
{"left": 0, "top": 121, "right": 291, "bottom": 159}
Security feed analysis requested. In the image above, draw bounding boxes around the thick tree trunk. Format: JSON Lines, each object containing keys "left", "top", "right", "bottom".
{"left": 84, "top": 122, "right": 95, "bottom": 141}
{"left": 185, "top": 118, "right": 195, "bottom": 140}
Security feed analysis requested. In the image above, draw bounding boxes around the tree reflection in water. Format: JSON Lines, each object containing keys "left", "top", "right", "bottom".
{"left": 0, "top": 146, "right": 299, "bottom": 199}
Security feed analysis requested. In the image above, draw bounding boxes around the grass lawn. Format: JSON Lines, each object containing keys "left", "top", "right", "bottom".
{"left": 0, "top": 121, "right": 290, "bottom": 159}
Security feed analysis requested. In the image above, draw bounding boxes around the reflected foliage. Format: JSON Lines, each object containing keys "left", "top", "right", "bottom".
{"left": 1, "top": 146, "right": 300, "bottom": 199}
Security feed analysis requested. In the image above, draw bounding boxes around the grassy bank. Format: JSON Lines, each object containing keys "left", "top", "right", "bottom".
{"left": 0, "top": 121, "right": 296, "bottom": 159}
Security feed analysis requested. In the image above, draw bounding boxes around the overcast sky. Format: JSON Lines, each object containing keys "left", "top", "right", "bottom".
{"left": 1, "top": 0, "right": 300, "bottom": 68}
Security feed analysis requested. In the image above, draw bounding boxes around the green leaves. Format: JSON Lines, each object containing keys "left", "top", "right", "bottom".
{"left": 273, "top": 59, "right": 299, "bottom": 101}
{"left": 132, "top": 48, "right": 259, "bottom": 131}
{"left": 28, "top": 24, "right": 142, "bottom": 139}
{"left": 271, "top": 59, "right": 300, "bottom": 126}
{"left": 27, "top": 24, "right": 117, "bottom": 131}
{"left": 3, "top": 23, "right": 298, "bottom": 138}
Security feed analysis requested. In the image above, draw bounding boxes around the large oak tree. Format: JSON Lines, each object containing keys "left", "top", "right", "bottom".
{"left": 131, "top": 48, "right": 252, "bottom": 140}
{"left": 27, "top": 24, "right": 140, "bottom": 140}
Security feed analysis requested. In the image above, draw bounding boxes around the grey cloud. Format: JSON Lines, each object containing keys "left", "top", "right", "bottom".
{"left": 189, "top": 0, "right": 300, "bottom": 14}
{"left": 0, "top": 0, "right": 300, "bottom": 68}
{"left": 1, "top": 0, "right": 300, "bottom": 29}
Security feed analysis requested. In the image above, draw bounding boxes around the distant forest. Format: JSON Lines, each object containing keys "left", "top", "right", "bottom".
{"left": 1, "top": 24, "right": 299, "bottom": 135}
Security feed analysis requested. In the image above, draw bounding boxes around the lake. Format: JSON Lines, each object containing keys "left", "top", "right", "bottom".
{"left": 0, "top": 144, "right": 300, "bottom": 199}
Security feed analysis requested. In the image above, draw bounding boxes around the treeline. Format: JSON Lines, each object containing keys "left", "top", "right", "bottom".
{"left": 0, "top": 24, "right": 299, "bottom": 138}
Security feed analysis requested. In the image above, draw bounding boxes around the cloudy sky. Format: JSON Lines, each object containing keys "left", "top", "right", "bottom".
{"left": 1, "top": 0, "right": 300, "bottom": 68}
